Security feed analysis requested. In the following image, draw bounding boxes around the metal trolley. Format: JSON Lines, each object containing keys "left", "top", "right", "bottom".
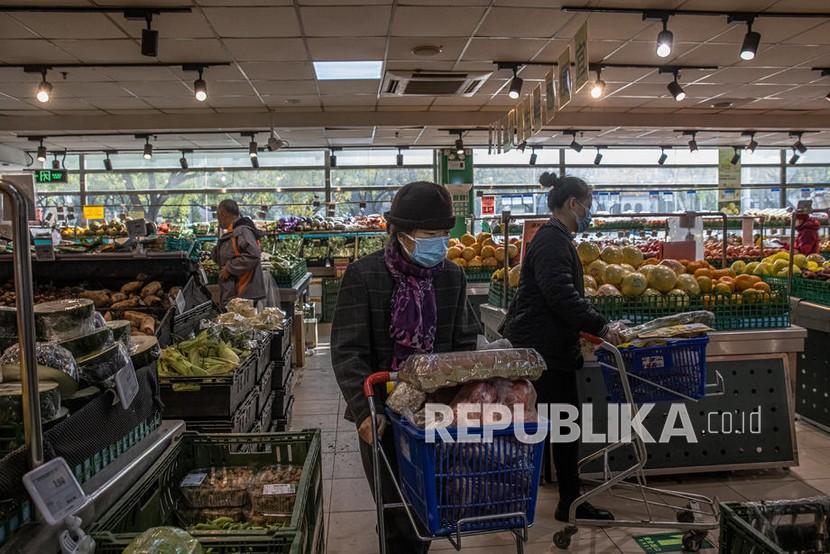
{"left": 362, "top": 371, "right": 546, "bottom": 554}
{"left": 553, "top": 332, "right": 723, "bottom": 552}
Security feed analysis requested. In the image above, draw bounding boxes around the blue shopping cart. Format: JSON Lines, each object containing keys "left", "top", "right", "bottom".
{"left": 363, "top": 371, "right": 545, "bottom": 554}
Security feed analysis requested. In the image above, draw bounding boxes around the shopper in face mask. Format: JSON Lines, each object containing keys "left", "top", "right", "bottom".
{"left": 331, "top": 181, "right": 479, "bottom": 554}
{"left": 502, "top": 172, "right": 621, "bottom": 524}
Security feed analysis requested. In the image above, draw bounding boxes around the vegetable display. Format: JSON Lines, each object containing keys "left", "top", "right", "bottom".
{"left": 158, "top": 330, "right": 248, "bottom": 377}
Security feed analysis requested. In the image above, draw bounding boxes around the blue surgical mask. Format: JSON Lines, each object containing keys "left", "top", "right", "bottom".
{"left": 572, "top": 200, "right": 592, "bottom": 233}
{"left": 403, "top": 233, "right": 449, "bottom": 268}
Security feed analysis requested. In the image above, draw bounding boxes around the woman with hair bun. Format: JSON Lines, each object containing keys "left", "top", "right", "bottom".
{"left": 502, "top": 171, "right": 620, "bottom": 524}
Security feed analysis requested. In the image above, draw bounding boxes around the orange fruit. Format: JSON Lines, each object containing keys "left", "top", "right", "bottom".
{"left": 714, "top": 282, "right": 733, "bottom": 296}
{"left": 693, "top": 268, "right": 712, "bottom": 279}
{"left": 697, "top": 276, "right": 713, "bottom": 293}
{"left": 735, "top": 274, "right": 755, "bottom": 292}
{"left": 753, "top": 282, "right": 771, "bottom": 293}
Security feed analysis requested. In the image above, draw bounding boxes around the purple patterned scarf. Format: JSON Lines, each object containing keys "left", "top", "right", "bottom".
{"left": 384, "top": 237, "right": 443, "bottom": 370}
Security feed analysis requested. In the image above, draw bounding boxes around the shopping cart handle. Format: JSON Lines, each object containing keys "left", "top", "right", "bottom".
{"left": 363, "top": 371, "right": 394, "bottom": 398}
{"left": 580, "top": 332, "right": 604, "bottom": 345}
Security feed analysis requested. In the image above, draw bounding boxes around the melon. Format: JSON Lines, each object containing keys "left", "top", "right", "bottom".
{"left": 659, "top": 259, "right": 686, "bottom": 276}
{"left": 621, "top": 272, "right": 647, "bottom": 297}
{"left": 642, "top": 287, "right": 665, "bottom": 307}
{"left": 586, "top": 260, "right": 608, "bottom": 284}
{"left": 676, "top": 274, "right": 701, "bottom": 295}
{"left": 731, "top": 260, "right": 747, "bottom": 275}
{"left": 583, "top": 275, "right": 597, "bottom": 291}
{"left": 602, "top": 264, "right": 626, "bottom": 286}
{"left": 772, "top": 259, "right": 788, "bottom": 274}
{"left": 597, "top": 284, "right": 622, "bottom": 297}
{"left": 600, "top": 245, "right": 624, "bottom": 265}
{"left": 648, "top": 265, "right": 678, "bottom": 293}
{"left": 621, "top": 246, "right": 644, "bottom": 269}
{"left": 576, "top": 242, "right": 601, "bottom": 264}
{"left": 666, "top": 289, "right": 690, "bottom": 308}
{"left": 793, "top": 254, "right": 808, "bottom": 269}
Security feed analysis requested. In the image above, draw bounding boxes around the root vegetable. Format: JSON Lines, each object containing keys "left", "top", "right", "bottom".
{"left": 111, "top": 298, "right": 140, "bottom": 310}
{"left": 110, "top": 292, "right": 127, "bottom": 304}
{"left": 120, "top": 281, "right": 144, "bottom": 295}
{"left": 143, "top": 295, "right": 162, "bottom": 307}
{"left": 79, "top": 290, "right": 111, "bottom": 308}
{"left": 140, "top": 281, "right": 163, "bottom": 298}
{"left": 123, "top": 310, "right": 155, "bottom": 335}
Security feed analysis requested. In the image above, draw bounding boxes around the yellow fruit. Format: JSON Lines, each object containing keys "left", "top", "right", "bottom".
{"left": 603, "top": 264, "right": 627, "bottom": 286}
{"left": 676, "top": 274, "right": 701, "bottom": 295}
{"left": 585, "top": 287, "right": 597, "bottom": 297}
{"left": 482, "top": 256, "right": 498, "bottom": 268}
{"left": 576, "top": 242, "right": 601, "bottom": 264}
{"left": 461, "top": 247, "right": 475, "bottom": 261}
{"left": 772, "top": 259, "right": 789, "bottom": 274}
{"left": 793, "top": 254, "right": 808, "bottom": 269}
{"left": 507, "top": 243, "right": 519, "bottom": 259}
{"left": 508, "top": 265, "right": 521, "bottom": 287}
{"left": 697, "top": 276, "right": 713, "bottom": 293}
{"left": 807, "top": 261, "right": 820, "bottom": 271}
{"left": 753, "top": 262, "right": 772, "bottom": 277}
{"left": 476, "top": 232, "right": 491, "bottom": 244}
{"left": 600, "top": 246, "right": 624, "bottom": 265}
{"left": 446, "top": 246, "right": 463, "bottom": 260}
{"left": 666, "top": 289, "right": 690, "bottom": 308}
{"left": 481, "top": 245, "right": 496, "bottom": 259}
{"left": 597, "top": 284, "right": 621, "bottom": 297}
{"left": 648, "top": 265, "right": 678, "bottom": 293}
{"left": 639, "top": 264, "right": 655, "bottom": 281}
{"left": 642, "top": 288, "right": 665, "bottom": 307}
{"left": 492, "top": 268, "right": 505, "bottom": 281}
{"left": 472, "top": 243, "right": 482, "bottom": 256}
{"left": 587, "top": 260, "right": 608, "bottom": 284}
{"left": 448, "top": 238, "right": 459, "bottom": 249}
{"left": 453, "top": 257, "right": 467, "bottom": 268}
{"left": 731, "top": 260, "right": 747, "bottom": 275}
{"left": 659, "top": 259, "right": 686, "bottom": 276}
{"left": 745, "top": 261, "right": 759, "bottom": 274}
{"left": 621, "top": 272, "right": 648, "bottom": 297}
{"left": 460, "top": 233, "right": 476, "bottom": 247}
{"left": 494, "top": 247, "right": 506, "bottom": 263}
{"left": 467, "top": 256, "right": 483, "bottom": 268}
{"left": 621, "top": 246, "right": 644, "bottom": 269}
{"left": 584, "top": 275, "right": 597, "bottom": 290}
{"left": 714, "top": 282, "right": 733, "bottom": 296}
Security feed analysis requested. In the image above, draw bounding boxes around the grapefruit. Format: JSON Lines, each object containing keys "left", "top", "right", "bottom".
{"left": 597, "top": 284, "right": 622, "bottom": 296}
{"left": 600, "top": 245, "right": 624, "bottom": 265}
{"left": 648, "top": 265, "right": 678, "bottom": 293}
{"left": 666, "top": 289, "right": 690, "bottom": 308}
{"left": 659, "top": 259, "right": 686, "bottom": 276}
{"left": 576, "top": 241, "right": 601, "bottom": 264}
{"left": 584, "top": 275, "right": 597, "bottom": 290}
{"left": 621, "top": 246, "right": 644, "bottom": 268}
{"left": 676, "top": 274, "right": 701, "bottom": 295}
{"left": 587, "top": 260, "right": 608, "bottom": 284}
{"left": 621, "top": 272, "right": 648, "bottom": 297}
{"left": 603, "top": 264, "right": 627, "bottom": 286}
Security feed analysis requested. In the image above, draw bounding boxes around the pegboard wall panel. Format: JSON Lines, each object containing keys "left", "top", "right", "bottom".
{"left": 796, "top": 329, "right": 830, "bottom": 429}
{"left": 577, "top": 357, "right": 795, "bottom": 474}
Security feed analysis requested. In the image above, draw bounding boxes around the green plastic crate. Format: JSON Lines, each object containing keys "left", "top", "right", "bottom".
{"left": 463, "top": 267, "right": 496, "bottom": 283}
{"left": 792, "top": 277, "right": 830, "bottom": 306}
{"left": 488, "top": 280, "right": 516, "bottom": 307}
{"left": 90, "top": 430, "right": 324, "bottom": 554}
{"left": 272, "top": 260, "right": 309, "bottom": 288}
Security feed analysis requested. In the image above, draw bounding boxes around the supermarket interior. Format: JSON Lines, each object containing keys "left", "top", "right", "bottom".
{"left": 3, "top": 0, "right": 830, "bottom": 553}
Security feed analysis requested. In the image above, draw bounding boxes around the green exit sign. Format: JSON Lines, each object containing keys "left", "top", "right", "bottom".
{"left": 33, "top": 169, "right": 67, "bottom": 184}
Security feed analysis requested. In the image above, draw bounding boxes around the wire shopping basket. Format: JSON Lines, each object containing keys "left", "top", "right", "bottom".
{"left": 386, "top": 411, "right": 545, "bottom": 537}
{"left": 595, "top": 336, "right": 709, "bottom": 403}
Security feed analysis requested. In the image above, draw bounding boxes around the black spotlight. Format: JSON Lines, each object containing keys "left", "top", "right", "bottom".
{"left": 569, "top": 137, "right": 582, "bottom": 153}
{"left": 658, "top": 148, "right": 668, "bottom": 165}
{"left": 330, "top": 151, "right": 337, "bottom": 167}
{"left": 141, "top": 14, "right": 159, "bottom": 57}
{"left": 455, "top": 137, "right": 465, "bottom": 155}
{"left": 789, "top": 148, "right": 800, "bottom": 165}
{"left": 396, "top": 148, "right": 403, "bottom": 167}
{"left": 730, "top": 147, "right": 740, "bottom": 165}
{"left": 180, "top": 151, "right": 188, "bottom": 170}
{"left": 36, "top": 141, "right": 47, "bottom": 163}
{"left": 52, "top": 155, "right": 60, "bottom": 170}
{"left": 594, "top": 147, "right": 603, "bottom": 166}
{"left": 251, "top": 156, "right": 259, "bottom": 169}
{"left": 104, "top": 152, "right": 113, "bottom": 171}
{"left": 688, "top": 134, "right": 698, "bottom": 152}
{"left": 529, "top": 149, "right": 537, "bottom": 166}
{"left": 747, "top": 134, "right": 758, "bottom": 153}
{"left": 739, "top": 22, "right": 761, "bottom": 61}
{"left": 508, "top": 66, "right": 523, "bottom": 99}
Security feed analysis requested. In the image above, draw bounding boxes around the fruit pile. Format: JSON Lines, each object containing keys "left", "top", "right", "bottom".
{"left": 447, "top": 233, "right": 520, "bottom": 270}
{"left": 731, "top": 251, "right": 829, "bottom": 279}
{"left": 491, "top": 265, "right": 522, "bottom": 289}
{"left": 576, "top": 242, "right": 780, "bottom": 306}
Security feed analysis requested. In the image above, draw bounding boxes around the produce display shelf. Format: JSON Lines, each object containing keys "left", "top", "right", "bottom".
{"left": 271, "top": 230, "right": 386, "bottom": 239}
{"left": 0, "top": 251, "right": 188, "bottom": 263}
{"left": 89, "top": 430, "right": 324, "bottom": 554}
{"left": 181, "top": 388, "right": 259, "bottom": 435}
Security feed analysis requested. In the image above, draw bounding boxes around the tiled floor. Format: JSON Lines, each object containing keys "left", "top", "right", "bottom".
{"left": 290, "top": 338, "right": 830, "bottom": 554}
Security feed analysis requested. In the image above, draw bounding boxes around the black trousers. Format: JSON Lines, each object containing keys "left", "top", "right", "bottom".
{"left": 359, "top": 430, "right": 430, "bottom": 554}
{"left": 534, "top": 367, "right": 582, "bottom": 505}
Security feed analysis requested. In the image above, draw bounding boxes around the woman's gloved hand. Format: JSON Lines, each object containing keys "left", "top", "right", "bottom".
{"left": 358, "top": 414, "right": 388, "bottom": 444}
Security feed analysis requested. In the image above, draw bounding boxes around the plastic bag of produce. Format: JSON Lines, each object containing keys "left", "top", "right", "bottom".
{"left": 179, "top": 467, "right": 254, "bottom": 508}
{"left": 385, "top": 382, "right": 426, "bottom": 422}
{"left": 123, "top": 527, "right": 203, "bottom": 554}
{"left": 0, "top": 342, "right": 79, "bottom": 390}
{"left": 75, "top": 341, "right": 132, "bottom": 385}
{"left": 34, "top": 298, "right": 96, "bottom": 341}
{"left": 225, "top": 298, "right": 257, "bottom": 318}
{"left": 252, "top": 307, "right": 285, "bottom": 331}
{"left": 396, "top": 349, "right": 546, "bottom": 393}
{"left": 620, "top": 311, "right": 715, "bottom": 342}
{"left": 493, "top": 378, "right": 538, "bottom": 423}
{"left": 247, "top": 465, "right": 303, "bottom": 523}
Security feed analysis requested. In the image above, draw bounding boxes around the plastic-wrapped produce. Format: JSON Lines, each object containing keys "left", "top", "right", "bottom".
{"left": 620, "top": 311, "right": 715, "bottom": 343}
{"left": 56, "top": 327, "right": 114, "bottom": 359}
{"left": 33, "top": 298, "right": 95, "bottom": 341}
{"left": 247, "top": 465, "right": 303, "bottom": 522}
{"left": 179, "top": 467, "right": 254, "bottom": 508}
{"left": 397, "top": 349, "right": 546, "bottom": 393}
{"left": 225, "top": 298, "right": 257, "bottom": 319}
{"left": 123, "top": 527, "right": 203, "bottom": 554}
{"left": 0, "top": 381, "right": 61, "bottom": 424}
{"left": 385, "top": 383, "right": 426, "bottom": 422}
{"left": 0, "top": 342, "right": 79, "bottom": 396}
{"left": 75, "top": 341, "right": 131, "bottom": 385}
{"left": 179, "top": 506, "right": 245, "bottom": 526}
{"left": 252, "top": 307, "right": 285, "bottom": 331}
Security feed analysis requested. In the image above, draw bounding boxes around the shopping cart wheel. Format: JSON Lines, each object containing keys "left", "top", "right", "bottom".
{"left": 553, "top": 526, "right": 577, "bottom": 550}
{"left": 681, "top": 530, "right": 707, "bottom": 552}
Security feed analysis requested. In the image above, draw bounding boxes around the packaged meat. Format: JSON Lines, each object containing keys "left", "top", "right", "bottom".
{"left": 247, "top": 465, "right": 303, "bottom": 518}
{"left": 385, "top": 382, "right": 426, "bottom": 421}
{"left": 449, "top": 381, "right": 498, "bottom": 426}
{"left": 493, "top": 379, "right": 538, "bottom": 423}
{"left": 179, "top": 467, "right": 254, "bottom": 508}
{"left": 34, "top": 298, "right": 95, "bottom": 342}
{"left": 397, "top": 348, "right": 546, "bottom": 393}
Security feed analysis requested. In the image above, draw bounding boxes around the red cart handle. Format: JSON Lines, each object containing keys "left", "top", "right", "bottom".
{"left": 580, "top": 331, "right": 604, "bottom": 345}
{"left": 363, "top": 371, "right": 393, "bottom": 398}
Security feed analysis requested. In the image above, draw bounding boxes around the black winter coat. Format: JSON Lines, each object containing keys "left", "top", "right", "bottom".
{"left": 330, "top": 250, "right": 480, "bottom": 427}
{"left": 502, "top": 218, "right": 607, "bottom": 371}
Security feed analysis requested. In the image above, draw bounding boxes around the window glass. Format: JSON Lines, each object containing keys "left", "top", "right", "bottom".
{"left": 786, "top": 166, "right": 830, "bottom": 185}
{"left": 474, "top": 148, "right": 559, "bottom": 165}
{"left": 742, "top": 166, "right": 780, "bottom": 185}
{"left": 334, "top": 149, "right": 432, "bottom": 166}
{"left": 785, "top": 187, "right": 830, "bottom": 210}
{"left": 568, "top": 167, "right": 718, "bottom": 185}
{"left": 565, "top": 148, "right": 718, "bottom": 165}
{"left": 85, "top": 169, "right": 324, "bottom": 191}
{"left": 741, "top": 188, "right": 782, "bottom": 211}
{"left": 741, "top": 149, "right": 780, "bottom": 165}
{"left": 331, "top": 167, "right": 432, "bottom": 188}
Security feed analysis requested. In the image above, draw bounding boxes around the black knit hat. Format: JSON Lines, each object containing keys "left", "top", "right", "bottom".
{"left": 385, "top": 181, "right": 456, "bottom": 231}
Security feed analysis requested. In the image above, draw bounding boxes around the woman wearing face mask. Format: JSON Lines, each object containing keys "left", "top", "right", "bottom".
{"left": 331, "top": 181, "right": 479, "bottom": 554}
{"left": 502, "top": 172, "right": 621, "bottom": 525}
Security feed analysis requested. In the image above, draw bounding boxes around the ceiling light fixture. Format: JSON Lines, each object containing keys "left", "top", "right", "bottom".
{"left": 180, "top": 151, "right": 188, "bottom": 170}
{"left": 104, "top": 151, "right": 113, "bottom": 171}
{"left": 687, "top": 132, "right": 698, "bottom": 152}
{"left": 143, "top": 137, "right": 153, "bottom": 160}
{"left": 529, "top": 147, "right": 537, "bottom": 166}
{"left": 737, "top": 18, "right": 761, "bottom": 61}
{"left": 666, "top": 69, "right": 686, "bottom": 101}
{"left": 51, "top": 154, "right": 61, "bottom": 170}
{"left": 656, "top": 18, "right": 673, "bottom": 58}
{"left": 396, "top": 148, "right": 403, "bottom": 167}
{"left": 194, "top": 68, "right": 207, "bottom": 102}
{"left": 590, "top": 68, "right": 606, "bottom": 99}
{"left": 249, "top": 139, "right": 258, "bottom": 158}
{"left": 36, "top": 69, "right": 52, "bottom": 103}
{"left": 36, "top": 140, "right": 47, "bottom": 163}
{"left": 789, "top": 148, "right": 800, "bottom": 165}
{"left": 658, "top": 147, "right": 668, "bottom": 165}
{"left": 746, "top": 132, "right": 758, "bottom": 153}
{"left": 567, "top": 132, "right": 583, "bottom": 152}
{"left": 330, "top": 150, "right": 337, "bottom": 168}
{"left": 730, "top": 147, "right": 741, "bottom": 165}
{"left": 313, "top": 61, "right": 383, "bottom": 80}
{"left": 251, "top": 156, "right": 259, "bottom": 169}
{"left": 792, "top": 132, "right": 807, "bottom": 154}
{"left": 508, "top": 66, "right": 523, "bottom": 99}
{"left": 141, "top": 13, "right": 158, "bottom": 57}
{"left": 594, "top": 147, "right": 603, "bottom": 165}
{"left": 455, "top": 133, "right": 465, "bottom": 155}
{"left": 411, "top": 45, "right": 443, "bottom": 57}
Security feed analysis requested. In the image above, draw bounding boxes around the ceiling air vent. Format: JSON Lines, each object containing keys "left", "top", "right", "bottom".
{"left": 382, "top": 70, "right": 491, "bottom": 97}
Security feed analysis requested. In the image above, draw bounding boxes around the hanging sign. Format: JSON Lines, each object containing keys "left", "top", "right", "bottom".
{"left": 82, "top": 205, "right": 104, "bottom": 221}
{"left": 718, "top": 147, "right": 741, "bottom": 189}
{"left": 500, "top": 114, "right": 511, "bottom": 153}
{"left": 544, "top": 70, "right": 557, "bottom": 122}
{"left": 33, "top": 169, "right": 67, "bottom": 184}
{"left": 481, "top": 195, "right": 496, "bottom": 216}
{"left": 573, "top": 21, "right": 590, "bottom": 93}
{"left": 557, "top": 47, "right": 573, "bottom": 109}
{"left": 531, "top": 84, "right": 543, "bottom": 135}
{"left": 445, "top": 184, "right": 473, "bottom": 217}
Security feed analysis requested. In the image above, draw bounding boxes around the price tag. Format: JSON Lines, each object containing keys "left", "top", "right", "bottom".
{"left": 23, "top": 457, "right": 88, "bottom": 525}
{"left": 197, "top": 267, "right": 209, "bottom": 286}
{"left": 175, "top": 290, "right": 186, "bottom": 314}
{"left": 34, "top": 241, "right": 55, "bottom": 262}
{"left": 82, "top": 205, "right": 104, "bottom": 221}
{"left": 127, "top": 218, "right": 147, "bottom": 239}
{"left": 262, "top": 484, "right": 296, "bottom": 496}
{"left": 180, "top": 471, "right": 207, "bottom": 488}
{"left": 115, "top": 363, "right": 139, "bottom": 409}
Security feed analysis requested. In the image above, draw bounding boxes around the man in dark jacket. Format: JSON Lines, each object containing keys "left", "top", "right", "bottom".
{"left": 212, "top": 199, "right": 266, "bottom": 306}
{"left": 331, "top": 181, "right": 480, "bottom": 553}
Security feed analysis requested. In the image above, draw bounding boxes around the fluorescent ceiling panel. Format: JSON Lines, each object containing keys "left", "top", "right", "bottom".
{"left": 313, "top": 61, "right": 382, "bottom": 80}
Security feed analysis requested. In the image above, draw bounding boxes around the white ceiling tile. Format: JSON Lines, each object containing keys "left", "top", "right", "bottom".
{"left": 772, "top": 85, "right": 828, "bottom": 100}
{"left": 377, "top": 96, "right": 435, "bottom": 106}
{"left": 298, "top": 0, "right": 390, "bottom": 4}
{"left": 119, "top": 11, "right": 216, "bottom": 39}
{"left": 205, "top": 96, "right": 265, "bottom": 108}
{"left": 782, "top": 21, "right": 830, "bottom": 46}
{"left": 390, "top": 7, "right": 487, "bottom": 37}
{"left": 387, "top": 37, "right": 467, "bottom": 61}
{"left": 682, "top": 0, "right": 777, "bottom": 9}
{"left": 98, "top": 67, "right": 179, "bottom": 82}
{"left": 252, "top": 80, "right": 318, "bottom": 95}
{"left": 537, "top": 39, "right": 618, "bottom": 62}
{"left": 306, "top": 38, "right": 386, "bottom": 60}
{"left": 699, "top": 67, "right": 784, "bottom": 85}
{"left": 194, "top": 65, "right": 246, "bottom": 81}
{"left": 604, "top": 40, "right": 697, "bottom": 65}
{"left": 477, "top": 7, "right": 571, "bottom": 38}
{"left": 51, "top": 39, "right": 147, "bottom": 63}
{"left": 209, "top": 81, "right": 257, "bottom": 96}
{"left": 430, "top": 104, "right": 481, "bottom": 111}
{"left": 9, "top": 13, "right": 127, "bottom": 39}
{"left": 300, "top": 7, "right": 391, "bottom": 37}
{"left": 0, "top": 39, "right": 79, "bottom": 63}
{"left": 88, "top": 97, "right": 154, "bottom": 110}
{"left": 317, "top": 80, "right": 379, "bottom": 95}
{"left": 203, "top": 8, "right": 300, "bottom": 37}
{"left": 739, "top": 44, "right": 830, "bottom": 67}
{"left": 321, "top": 94, "right": 377, "bottom": 106}
{"left": 714, "top": 18, "right": 825, "bottom": 45}
{"left": 262, "top": 95, "right": 322, "bottom": 108}
{"left": 99, "top": 109, "right": 163, "bottom": 115}
{"left": 51, "top": 82, "right": 134, "bottom": 99}
{"left": 757, "top": 68, "right": 823, "bottom": 86}
{"left": 239, "top": 62, "right": 315, "bottom": 80}
{"left": 157, "top": 39, "right": 229, "bottom": 63}
{"left": 0, "top": 97, "right": 33, "bottom": 110}
{"left": 585, "top": 13, "right": 656, "bottom": 41}
{"left": 0, "top": 14, "right": 36, "bottom": 38}
{"left": 463, "top": 38, "right": 549, "bottom": 61}
{"left": 223, "top": 38, "right": 307, "bottom": 61}
{"left": 144, "top": 96, "right": 211, "bottom": 109}
{"left": 122, "top": 81, "right": 192, "bottom": 98}
{"left": 385, "top": 60, "right": 458, "bottom": 71}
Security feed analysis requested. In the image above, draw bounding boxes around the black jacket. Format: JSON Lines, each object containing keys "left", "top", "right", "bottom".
{"left": 331, "top": 250, "right": 480, "bottom": 426}
{"left": 502, "top": 218, "right": 607, "bottom": 371}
